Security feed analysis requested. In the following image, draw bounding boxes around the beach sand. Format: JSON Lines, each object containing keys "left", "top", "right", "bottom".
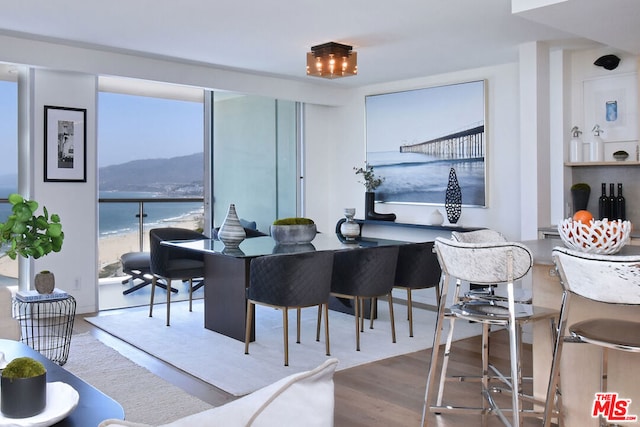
{"left": 0, "top": 213, "right": 203, "bottom": 280}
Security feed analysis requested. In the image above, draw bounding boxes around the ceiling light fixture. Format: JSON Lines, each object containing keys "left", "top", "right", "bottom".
{"left": 306, "top": 42, "right": 357, "bottom": 79}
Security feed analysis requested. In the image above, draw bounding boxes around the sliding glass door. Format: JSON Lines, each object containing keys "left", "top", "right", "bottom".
{"left": 212, "top": 93, "right": 299, "bottom": 234}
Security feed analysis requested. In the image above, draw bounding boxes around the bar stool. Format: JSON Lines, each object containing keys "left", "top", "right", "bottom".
{"left": 544, "top": 247, "right": 640, "bottom": 427}
{"left": 422, "top": 237, "right": 558, "bottom": 427}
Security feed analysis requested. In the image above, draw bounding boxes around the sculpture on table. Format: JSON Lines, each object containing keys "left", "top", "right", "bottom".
{"left": 445, "top": 168, "right": 462, "bottom": 224}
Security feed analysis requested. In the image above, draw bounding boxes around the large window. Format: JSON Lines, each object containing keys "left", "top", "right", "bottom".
{"left": 97, "top": 88, "right": 205, "bottom": 281}
{"left": 0, "top": 74, "right": 18, "bottom": 279}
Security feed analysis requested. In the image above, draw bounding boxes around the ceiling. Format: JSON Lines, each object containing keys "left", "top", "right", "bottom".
{"left": 0, "top": 0, "right": 638, "bottom": 88}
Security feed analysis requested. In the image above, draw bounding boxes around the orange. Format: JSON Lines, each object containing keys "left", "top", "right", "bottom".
{"left": 573, "top": 210, "right": 594, "bottom": 225}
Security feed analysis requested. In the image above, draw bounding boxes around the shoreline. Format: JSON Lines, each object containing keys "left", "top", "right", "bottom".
{"left": 0, "top": 212, "right": 204, "bottom": 280}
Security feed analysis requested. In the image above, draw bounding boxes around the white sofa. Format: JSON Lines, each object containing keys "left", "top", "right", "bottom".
{"left": 99, "top": 358, "right": 339, "bottom": 427}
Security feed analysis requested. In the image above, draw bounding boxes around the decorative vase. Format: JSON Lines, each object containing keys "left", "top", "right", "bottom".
{"left": 217, "top": 204, "right": 246, "bottom": 249}
{"left": 427, "top": 209, "right": 444, "bottom": 226}
{"left": 364, "top": 192, "right": 396, "bottom": 221}
{"left": 571, "top": 185, "right": 591, "bottom": 213}
{"left": 34, "top": 271, "right": 55, "bottom": 294}
{"left": 445, "top": 168, "right": 462, "bottom": 224}
{"left": 1, "top": 373, "right": 47, "bottom": 418}
{"left": 340, "top": 208, "right": 361, "bottom": 241}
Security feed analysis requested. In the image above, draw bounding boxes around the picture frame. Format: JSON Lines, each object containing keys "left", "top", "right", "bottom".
{"left": 44, "top": 105, "right": 87, "bottom": 182}
{"left": 583, "top": 73, "right": 638, "bottom": 144}
{"left": 365, "top": 80, "right": 486, "bottom": 207}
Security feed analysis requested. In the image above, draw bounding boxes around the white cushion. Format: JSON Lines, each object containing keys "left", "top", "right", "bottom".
{"left": 99, "top": 358, "right": 338, "bottom": 427}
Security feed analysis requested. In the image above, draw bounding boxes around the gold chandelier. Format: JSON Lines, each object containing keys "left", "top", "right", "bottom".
{"left": 306, "top": 42, "right": 357, "bottom": 79}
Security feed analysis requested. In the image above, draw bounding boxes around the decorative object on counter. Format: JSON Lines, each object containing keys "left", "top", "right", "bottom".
{"left": 558, "top": 217, "right": 631, "bottom": 254}
{"left": 613, "top": 150, "right": 629, "bottom": 161}
{"left": 354, "top": 163, "right": 396, "bottom": 221}
{"left": 598, "top": 183, "right": 609, "bottom": 220}
{"left": 445, "top": 167, "right": 462, "bottom": 224}
{"left": 570, "top": 182, "right": 590, "bottom": 214}
{"left": 218, "top": 204, "right": 246, "bottom": 249}
{"left": 1, "top": 356, "right": 47, "bottom": 418}
{"left": 589, "top": 124, "right": 604, "bottom": 162}
{"left": 616, "top": 183, "right": 626, "bottom": 221}
{"left": 427, "top": 209, "right": 444, "bottom": 226}
{"left": 608, "top": 183, "right": 616, "bottom": 220}
{"left": 34, "top": 270, "right": 55, "bottom": 294}
{"left": 339, "top": 208, "right": 361, "bottom": 241}
{"left": 569, "top": 126, "right": 583, "bottom": 162}
{"left": 593, "top": 54, "right": 621, "bottom": 70}
{"left": 270, "top": 217, "right": 317, "bottom": 244}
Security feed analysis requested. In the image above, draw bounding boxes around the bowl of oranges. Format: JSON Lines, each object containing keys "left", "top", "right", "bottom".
{"left": 558, "top": 210, "right": 632, "bottom": 254}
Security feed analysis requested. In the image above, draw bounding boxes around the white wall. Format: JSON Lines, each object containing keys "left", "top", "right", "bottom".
{"left": 28, "top": 69, "right": 98, "bottom": 314}
{"left": 305, "top": 63, "right": 525, "bottom": 241}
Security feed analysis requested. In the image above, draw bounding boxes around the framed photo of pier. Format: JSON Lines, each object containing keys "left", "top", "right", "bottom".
{"left": 44, "top": 105, "right": 87, "bottom": 182}
{"left": 365, "top": 80, "right": 486, "bottom": 207}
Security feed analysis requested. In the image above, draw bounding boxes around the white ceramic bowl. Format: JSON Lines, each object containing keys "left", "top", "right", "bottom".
{"left": 557, "top": 218, "right": 632, "bottom": 254}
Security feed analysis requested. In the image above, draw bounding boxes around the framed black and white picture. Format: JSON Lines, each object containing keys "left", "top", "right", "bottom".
{"left": 44, "top": 105, "right": 87, "bottom": 182}
{"left": 365, "top": 80, "right": 486, "bottom": 207}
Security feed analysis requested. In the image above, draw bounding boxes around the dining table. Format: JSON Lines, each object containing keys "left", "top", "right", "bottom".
{"left": 162, "top": 233, "right": 408, "bottom": 342}
{"left": 523, "top": 238, "right": 640, "bottom": 426}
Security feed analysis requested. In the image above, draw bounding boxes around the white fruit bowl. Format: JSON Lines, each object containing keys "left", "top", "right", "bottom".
{"left": 558, "top": 218, "right": 632, "bottom": 254}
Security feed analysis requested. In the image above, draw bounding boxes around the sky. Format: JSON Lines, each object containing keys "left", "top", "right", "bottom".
{"left": 0, "top": 84, "right": 204, "bottom": 178}
{"left": 365, "top": 80, "right": 484, "bottom": 152}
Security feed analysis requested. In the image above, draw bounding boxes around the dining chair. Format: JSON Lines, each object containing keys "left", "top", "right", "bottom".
{"left": 544, "top": 247, "right": 640, "bottom": 427}
{"left": 324, "top": 245, "right": 399, "bottom": 351}
{"left": 149, "top": 227, "right": 206, "bottom": 326}
{"left": 422, "top": 237, "right": 558, "bottom": 427}
{"left": 0, "top": 287, "right": 20, "bottom": 340}
{"left": 244, "top": 250, "right": 334, "bottom": 366}
{"left": 393, "top": 241, "right": 441, "bottom": 337}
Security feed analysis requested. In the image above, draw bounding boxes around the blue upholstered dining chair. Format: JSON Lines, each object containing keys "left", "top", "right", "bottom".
{"left": 245, "top": 250, "right": 334, "bottom": 366}
{"left": 149, "top": 227, "right": 207, "bottom": 326}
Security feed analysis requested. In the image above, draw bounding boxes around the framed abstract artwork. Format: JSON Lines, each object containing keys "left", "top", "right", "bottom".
{"left": 44, "top": 105, "right": 87, "bottom": 182}
{"left": 365, "top": 80, "right": 486, "bottom": 207}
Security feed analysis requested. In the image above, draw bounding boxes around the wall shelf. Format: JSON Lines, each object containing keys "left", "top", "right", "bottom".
{"left": 565, "top": 161, "right": 640, "bottom": 167}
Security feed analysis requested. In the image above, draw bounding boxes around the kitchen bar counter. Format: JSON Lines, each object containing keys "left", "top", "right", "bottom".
{"left": 522, "top": 239, "right": 640, "bottom": 426}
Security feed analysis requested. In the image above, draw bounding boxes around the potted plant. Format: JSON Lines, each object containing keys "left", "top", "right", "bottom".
{"left": 353, "top": 164, "right": 395, "bottom": 221}
{"left": 1, "top": 356, "right": 47, "bottom": 418}
{"left": 0, "top": 193, "right": 64, "bottom": 293}
{"left": 270, "top": 217, "right": 317, "bottom": 244}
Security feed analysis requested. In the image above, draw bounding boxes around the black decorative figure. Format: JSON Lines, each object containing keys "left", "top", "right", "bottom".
{"left": 445, "top": 168, "right": 462, "bottom": 224}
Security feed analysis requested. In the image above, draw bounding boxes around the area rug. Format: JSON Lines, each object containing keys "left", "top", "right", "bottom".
{"left": 64, "top": 332, "right": 213, "bottom": 425}
{"left": 86, "top": 300, "right": 480, "bottom": 396}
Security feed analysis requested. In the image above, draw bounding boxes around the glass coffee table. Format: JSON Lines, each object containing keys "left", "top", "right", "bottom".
{"left": 0, "top": 339, "right": 124, "bottom": 426}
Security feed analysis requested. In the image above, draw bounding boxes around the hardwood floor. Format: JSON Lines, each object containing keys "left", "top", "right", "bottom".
{"left": 75, "top": 311, "right": 543, "bottom": 427}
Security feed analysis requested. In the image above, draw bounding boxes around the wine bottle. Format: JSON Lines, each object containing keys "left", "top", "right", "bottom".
{"left": 616, "top": 183, "right": 626, "bottom": 221}
{"left": 598, "top": 183, "right": 609, "bottom": 220}
{"left": 608, "top": 183, "right": 617, "bottom": 220}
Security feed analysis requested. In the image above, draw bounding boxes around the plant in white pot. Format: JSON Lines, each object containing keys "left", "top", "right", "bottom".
{"left": 270, "top": 217, "right": 317, "bottom": 245}
{"left": 0, "top": 193, "right": 64, "bottom": 294}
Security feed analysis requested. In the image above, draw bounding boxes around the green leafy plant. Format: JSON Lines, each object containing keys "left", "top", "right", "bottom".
{"left": 273, "top": 217, "right": 315, "bottom": 225}
{"left": 0, "top": 193, "right": 64, "bottom": 260}
{"left": 354, "top": 164, "right": 384, "bottom": 191}
{"left": 1, "top": 357, "right": 46, "bottom": 380}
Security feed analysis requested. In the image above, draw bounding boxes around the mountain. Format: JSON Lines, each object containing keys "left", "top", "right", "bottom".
{"left": 99, "top": 152, "right": 204, "bottom": 195}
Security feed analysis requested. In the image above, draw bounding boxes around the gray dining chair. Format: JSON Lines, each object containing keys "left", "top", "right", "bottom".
{"left": 393, "top": 241, "right": 441, "bottom": 337}
{"left": 245, "top": 250, "right": 334, "bottom": 366}
{"left": 149, "top": 227, "right": 206, "bottom": 326}
{"left": 544, "top": 247, "right": 640, "bottom": 427}
{"left": 324, "top": 245, "right": 399, "bottom": 351}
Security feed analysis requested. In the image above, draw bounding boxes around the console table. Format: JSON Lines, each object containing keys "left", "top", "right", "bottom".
{"left": 336, "top": 218, "right": 483, "bottom": 241}
{"left": 0, "top": 339, "right": 124, "bottom": 426}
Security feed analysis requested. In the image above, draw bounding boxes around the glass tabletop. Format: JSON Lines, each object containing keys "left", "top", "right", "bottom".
{"left": 162, "top": 233, "right": 408, "bottom": 258}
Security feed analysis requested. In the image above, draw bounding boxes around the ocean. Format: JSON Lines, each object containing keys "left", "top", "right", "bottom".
{"left": 367, "top": 151, "right": 486, "bottom": 206}
{"left": 0, "top": 186, "right": 203, "bottom": 237}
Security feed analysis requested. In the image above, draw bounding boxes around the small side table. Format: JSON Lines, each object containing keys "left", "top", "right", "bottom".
{"left": 12, "top": 295, "right": 76, "bottom": 366}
